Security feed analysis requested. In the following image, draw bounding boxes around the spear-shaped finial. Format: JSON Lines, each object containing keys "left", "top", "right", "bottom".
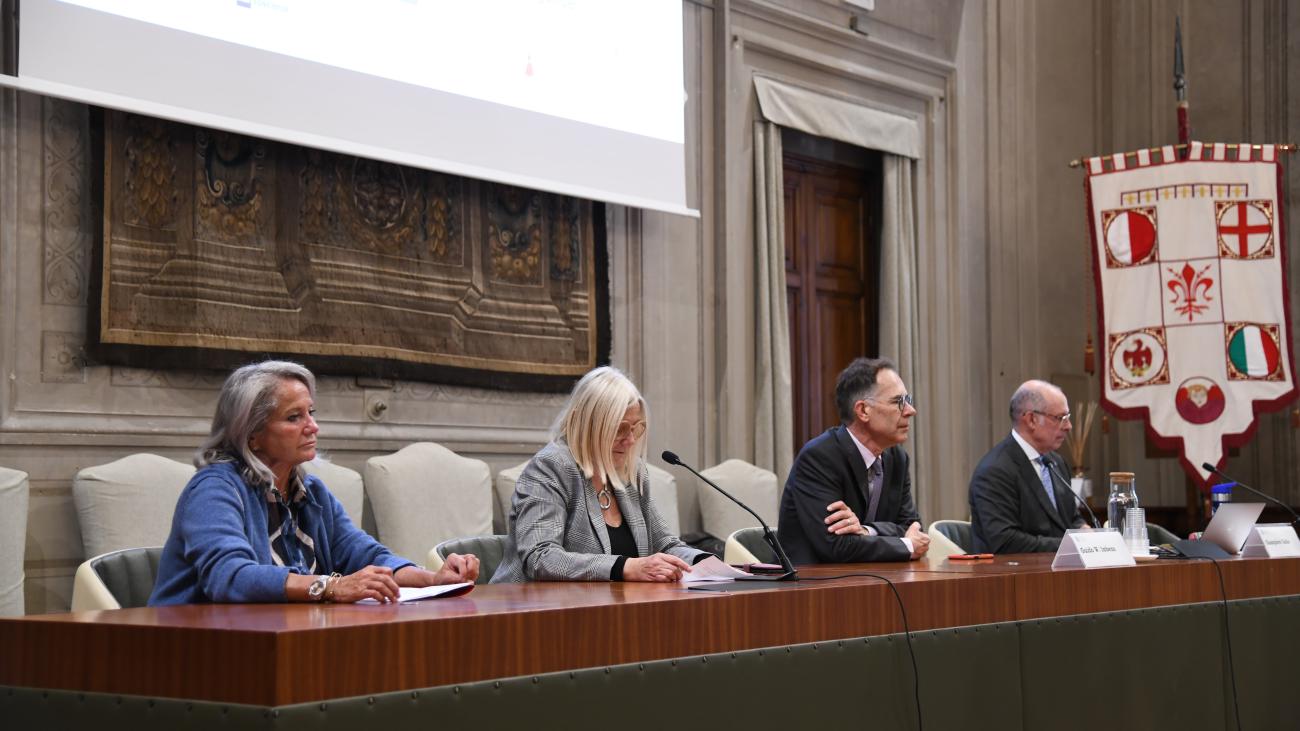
{"left": 1174, "top": 16, "right": 1190, "bottom": 154}
{"left": 1173, "top": 16, "right": 1186, "bottom": 102}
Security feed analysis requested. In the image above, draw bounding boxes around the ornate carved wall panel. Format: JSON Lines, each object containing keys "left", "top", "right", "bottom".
{"left": 93, "top": 111, "right": 608, "bottom": 389}
{"left": 43, "top": 99, "right": 91, "bottom": 307}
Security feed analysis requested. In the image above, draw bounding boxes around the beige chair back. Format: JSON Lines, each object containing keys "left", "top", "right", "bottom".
{"left": 645, "top": 462, "right": 681, "bottom": 537}
{"left": 697, "top": 459, "right": 779, "bottom": 541}
{"left": 0, "top": 467, "right": 30, "bottom": 616}
{"left": 494, "top": 460, "right": 528, "bottom": 533}
{"left": 72, "top": 454, "right": 194, "bottom": 559}
{"left": 364, "top": 443, "right": 493, "bottom": 565}
{"left": 301, "top": 458, "right": 365, "bottom": 529}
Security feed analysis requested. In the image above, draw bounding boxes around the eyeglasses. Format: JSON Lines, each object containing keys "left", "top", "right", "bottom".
{"left": 866, "top": 393, "right": 915, "bottom": 415}
{"left": 1032, "top": 410, "right": 1072, "bottom": 425}
{"left": 615, "top": 421, "right": 647, "bottom": 442}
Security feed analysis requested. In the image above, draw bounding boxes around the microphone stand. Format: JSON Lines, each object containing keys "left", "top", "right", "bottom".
{"left": 1203, "top": 463, "right": 1300, "bottom": 526}
{"left": 661, "top": 451, "right": 797, "bottom": 581}
{"left": 1047, "top": 459, "right": 1101, "bottom": 529}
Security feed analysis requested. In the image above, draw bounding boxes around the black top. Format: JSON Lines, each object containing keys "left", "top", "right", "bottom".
{"left": 606, "top": 519, "right": 638, "bottom": 559}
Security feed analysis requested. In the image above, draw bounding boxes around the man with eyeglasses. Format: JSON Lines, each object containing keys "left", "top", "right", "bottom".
{"left": 777, "top": 357, "right": 930, "bottom": 563}
{"left": 969, "top": 380, "right": 1087, "bottom": 553}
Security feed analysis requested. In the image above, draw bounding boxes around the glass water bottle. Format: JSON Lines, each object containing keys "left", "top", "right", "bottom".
{"left": 1107, "top": 472, "right": 1139, "bottom": 536}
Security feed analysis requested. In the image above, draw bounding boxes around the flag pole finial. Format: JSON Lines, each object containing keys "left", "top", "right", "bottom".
{"left": 1174, "top": 16, "right": 1190, "bottom": 152}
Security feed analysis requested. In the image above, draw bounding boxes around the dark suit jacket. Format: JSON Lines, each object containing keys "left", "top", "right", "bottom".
{"left": 968, "top": 434, "right": 1085, "bottom": 553}
{"left": 777, "top": 426, "right": 920, "bottom": 563}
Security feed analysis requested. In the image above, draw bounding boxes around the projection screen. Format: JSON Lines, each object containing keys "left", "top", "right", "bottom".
{"left": 8, "top": 0, "right": 694, "bottom": 216}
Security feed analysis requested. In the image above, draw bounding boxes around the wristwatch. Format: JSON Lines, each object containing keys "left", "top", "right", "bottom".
{"left": 307, "top": 574, "right": 329, "bottom": 602}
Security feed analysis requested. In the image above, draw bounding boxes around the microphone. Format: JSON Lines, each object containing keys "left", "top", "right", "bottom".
{"left": 1046, "top": 458, "right": 1101, "bottom": 529}
{"left": 661, "top": 450, "right": 797, "bottom": 580}
{"left": 1202, "top": 462, "right": 1300, "bottom": 526}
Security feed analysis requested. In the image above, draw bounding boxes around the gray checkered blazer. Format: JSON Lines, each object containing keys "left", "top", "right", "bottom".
{"left": 491, "top": 441, "right": 704, "bottom": 583}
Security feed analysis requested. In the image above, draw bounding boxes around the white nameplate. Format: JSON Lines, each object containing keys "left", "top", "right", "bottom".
{"left": 1051, "top": 529, "right": 1137, "bottom": 569}
{"left": 1241, "top": 524, "right": 1300, "bottom": 558}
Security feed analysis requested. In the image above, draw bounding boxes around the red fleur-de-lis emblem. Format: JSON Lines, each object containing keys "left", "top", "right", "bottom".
{"left": 1165, "top": 263, "right": 1214, "bottom": 321}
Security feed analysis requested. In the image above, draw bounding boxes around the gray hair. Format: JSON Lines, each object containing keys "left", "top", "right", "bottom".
{"left": 1009, "top": 381, "right": 1050, "bottom": 423}
{"left": 196, "top": 360, "right": 317, "bottom": 487}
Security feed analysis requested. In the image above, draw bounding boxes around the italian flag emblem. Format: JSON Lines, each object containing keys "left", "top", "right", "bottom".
{"left": 1227, "top": 323, "right": 1282, "bottom": 380}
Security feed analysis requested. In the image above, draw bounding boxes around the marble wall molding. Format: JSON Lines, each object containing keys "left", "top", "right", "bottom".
{"left": 711, "top": 0, "right": 967, "bottom": 523}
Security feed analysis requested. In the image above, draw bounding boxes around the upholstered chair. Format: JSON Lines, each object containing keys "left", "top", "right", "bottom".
{"left": 364, "top": 443, "right": 493, "bottom": 565}
{"left": 697, "top": 459, "right": 780, "bottom": 543}
{"left": 72, "top": 454, "right": 194, "bottom": 559}
{"left": 0, "top": 466, "right": 30, "bottom": 616}
{"left": 301, "top": 458, "right": 366, "bottom": 530}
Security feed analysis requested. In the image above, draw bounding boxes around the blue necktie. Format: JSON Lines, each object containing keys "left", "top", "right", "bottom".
{"left": 1037, "top": 457, "right": 1059, "bottom": 511}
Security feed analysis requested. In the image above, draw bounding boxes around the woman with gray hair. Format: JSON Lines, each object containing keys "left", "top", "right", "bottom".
{"left": 150, "top": 360, "right": 478, "bottom": 605}
{"left": 492, "top": 366, "right": 708, "bottom": 583}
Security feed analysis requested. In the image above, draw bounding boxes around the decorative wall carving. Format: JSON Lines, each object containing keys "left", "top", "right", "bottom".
{"left": 394, "top": 380, "right": 566, "bottom": 406}
{"left": 314, "top": 375, "right": 363, "bottom": 394}
{"left": 109, "top": 367, "right": 227, "bottom": 390}
{"left": 41, "top": 331, "right": 86, "bottom": 384}
{"left": 42, "top": 99, "right": 90, "bottom": 306}
{"left": 93, "top": 111, "right": 608, "bottom": 388}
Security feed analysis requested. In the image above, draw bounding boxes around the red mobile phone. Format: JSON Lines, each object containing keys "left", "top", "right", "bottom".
{"left": 742, "top": 562, "right": 787, "bottom": 574}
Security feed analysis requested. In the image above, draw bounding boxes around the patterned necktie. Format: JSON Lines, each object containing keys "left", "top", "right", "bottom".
{"left": 1037, "top": 457, "right": 1059, "bottom": 511}
{"left": 866, "top": 458, "right": 884, "bottom": 522}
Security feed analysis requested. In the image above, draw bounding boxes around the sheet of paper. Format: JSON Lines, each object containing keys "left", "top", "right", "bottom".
{"left": 679, "top": 555, "right": 755, "bottom": 583}
{"left": 357, "top": 582, "right": 473, "bottom": 604}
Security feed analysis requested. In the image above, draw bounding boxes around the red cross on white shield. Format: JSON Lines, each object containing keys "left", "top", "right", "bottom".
{"left": 1217, "top": 201, "right": 1272, "bottom": 257}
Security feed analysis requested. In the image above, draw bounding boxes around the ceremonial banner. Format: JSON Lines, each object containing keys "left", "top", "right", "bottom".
{"left": 1085, "top": 142, "right": 1296, "bottom": 485}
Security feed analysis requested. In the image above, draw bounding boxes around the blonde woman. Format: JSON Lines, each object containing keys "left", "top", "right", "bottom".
{"left": 492, "top": 366, "right": 708, "bottom": 582}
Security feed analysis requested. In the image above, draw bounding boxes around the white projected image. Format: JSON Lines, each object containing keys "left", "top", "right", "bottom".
{"left": 60, "top": 0, "right": 684, "bottom": 143}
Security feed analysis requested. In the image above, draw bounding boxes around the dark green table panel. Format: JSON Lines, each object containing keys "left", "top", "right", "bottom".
{"left": 1, "top": 686, "right": 271, "bottom": 731}
{"left": 1227, "top": 594, "right": 1300, "bottom": 730}
{"left": 1019, "top": 602, "right": 1229, "bottom": 731}
{"left": 912, "top": 621, "right": 1023, "bottom": 731}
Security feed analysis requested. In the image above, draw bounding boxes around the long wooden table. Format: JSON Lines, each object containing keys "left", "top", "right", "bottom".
{"left": 3, "top": 554, "right": 1298, "bottom": 707}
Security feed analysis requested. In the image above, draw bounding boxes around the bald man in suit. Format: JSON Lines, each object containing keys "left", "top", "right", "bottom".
{"left": 969, "top": 380, "right": 1087, "bottom": 553}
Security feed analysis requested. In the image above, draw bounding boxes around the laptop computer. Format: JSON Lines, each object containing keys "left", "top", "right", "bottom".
{"left": 1201, "top": 502, "right": 1266, "bottom": 555}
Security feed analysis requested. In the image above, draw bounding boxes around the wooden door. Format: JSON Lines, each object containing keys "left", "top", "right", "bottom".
{"left": 783, "top": 144, "right": 879, "bottom": 452}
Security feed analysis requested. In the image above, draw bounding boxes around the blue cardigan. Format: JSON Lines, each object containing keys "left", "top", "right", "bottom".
{"left": 149, "top": 461, "right": 412, "bottom": 605}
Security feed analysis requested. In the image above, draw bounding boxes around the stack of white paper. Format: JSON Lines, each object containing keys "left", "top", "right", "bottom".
{"left": 357, "top": 582, "right": 473, "bottom": 604}
{"left": 679, "top": 556, "right": 756, "bottom": 583}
